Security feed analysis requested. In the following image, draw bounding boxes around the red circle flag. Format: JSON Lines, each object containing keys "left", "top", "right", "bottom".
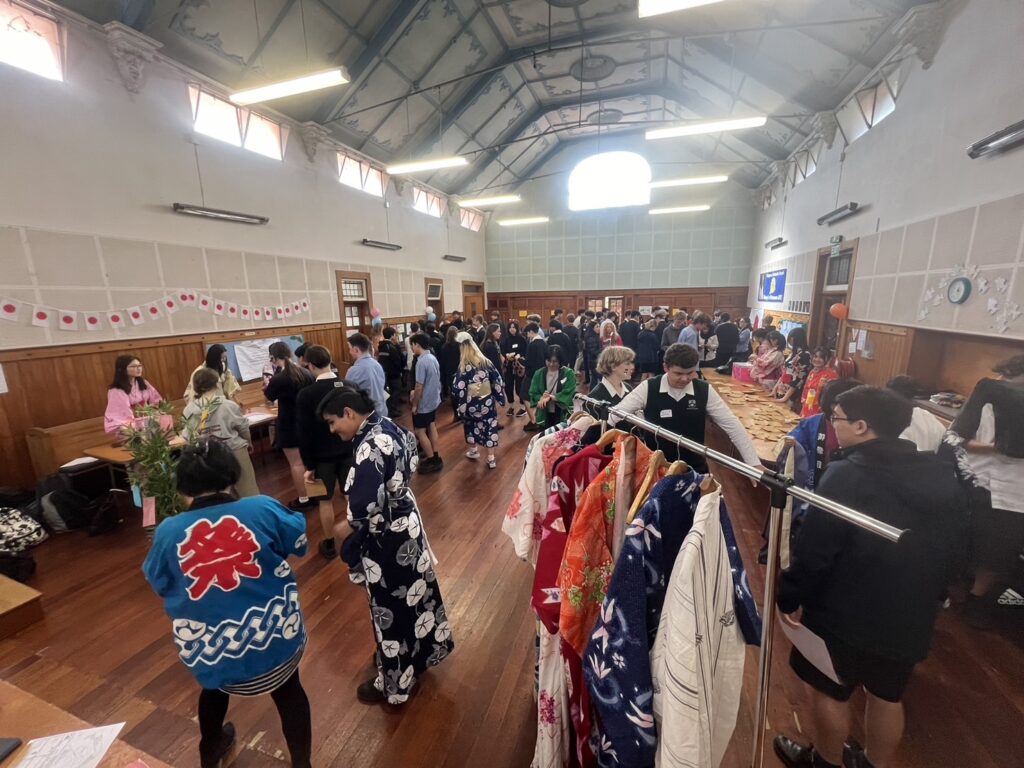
{"left": 111, "top": 314, "right": 121, "bottom": 323}
{"left": 149, "top": 307, "right": 158, "bottom": 314}
{"left": 167, "top": 300, "right": 175, "bottom": 308}
{"left": 36, "top": 311, "right": 47, "bottom": 320}
{"left": 62, "top": 315, "right": 73, "bottom": 324}
{"left": 201, "top": 298, "right": 209, "bottom": 306}
{"left": 131, "top": 311, "right": 141, "bottom": 319}
{"left": 88, "top": 316, "right": 98, "bottom": 325}
{"left": 2, "top": 303, "right": 15, "bottom": 314}
{"left": 179, "top": 293, "right": 188, "bottom": 301}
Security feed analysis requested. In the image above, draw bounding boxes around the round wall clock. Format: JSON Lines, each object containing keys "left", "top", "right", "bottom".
{"left": 947, "top": 276, "right": 972, "bottom": 304}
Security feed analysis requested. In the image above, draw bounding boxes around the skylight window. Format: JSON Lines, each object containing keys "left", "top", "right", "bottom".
{"left": 337, "top": 152, "right": 387, "bottom": 198}
{"left": 188, "top": 85, "right": 287, "bottom": 160}
{"left": 0, "top": 0, "right": 63, "bottom": 82}
{"left": 413, "top": 186, "right": 446, "bottom": 219}
{"left": 459, "top": 209, "right": 484, "bottom": 232}
{"left": 568, "top": 151, "right": 651, "bottom": 211}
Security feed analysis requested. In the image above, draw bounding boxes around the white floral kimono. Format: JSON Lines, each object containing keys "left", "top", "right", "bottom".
{"left": 345, "top": 413, "right": 454, "bottom": 703}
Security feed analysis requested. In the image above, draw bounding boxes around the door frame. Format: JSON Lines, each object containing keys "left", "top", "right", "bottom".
{"left": 335, "top": 269, "right": 374, "bottom": 365}
{"left": 462, "top": 280, "right": 486, "bottom": 318}
{"left": 807, "top": 239, "right": 858, "bottom": 352}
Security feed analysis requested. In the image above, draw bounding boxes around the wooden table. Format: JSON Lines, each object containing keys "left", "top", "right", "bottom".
{"left": 704, "top": 370, "right": 802, "bottom": 465}
{"left": 0, "top": 681, "right": 173, "bottom": 767}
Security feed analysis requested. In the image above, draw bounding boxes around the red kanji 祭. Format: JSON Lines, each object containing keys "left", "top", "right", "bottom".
{"left": 177, "top": 516, "right": 262, "bottom": 600}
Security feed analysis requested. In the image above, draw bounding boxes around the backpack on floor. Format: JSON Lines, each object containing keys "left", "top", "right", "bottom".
{"left": 0, "top": 507, "right": 48, "bottom": 554}
{"left": 87, "top": 493, "right": 124, "bottom": 537}
{"left": 40, "top": 489, "right": 94, "bottom": 532}
{"left": 0, "top": 551, "right": 36, "bottom": 582}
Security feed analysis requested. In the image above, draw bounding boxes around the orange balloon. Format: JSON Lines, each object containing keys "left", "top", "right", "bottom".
{"left": 829, "top": 303, "right": 849, "bottom": 320}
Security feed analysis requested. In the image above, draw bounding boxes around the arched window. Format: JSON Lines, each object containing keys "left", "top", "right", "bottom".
{"left": 568, "top": 151, "right": 651, "bottom": 211}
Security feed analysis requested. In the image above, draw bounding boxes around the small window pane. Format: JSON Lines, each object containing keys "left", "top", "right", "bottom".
{"left": 836, "top": 99, "right": 869, "bottom": 145}
{"left": 363, "top": 167, "right": 384, "bottom": 197}
{"left": 194, "top": 91, "right": 242, "bottom": 146}
{"left": 873, "top": 81, "right": 896, "bottom": 126}
{"left": 243, "top": 112, "right": 282, "bottom": 160}
{"left": 339, "top": 155, "right": 363, "bottom": 190}
{"left": 857, "top": 88, "right": 877, "bottom": 126}
{"left": 342, "top": 279, "right": 367, "bottom": 300}
{"left": 0, "top": 2, "right": 62, "bottom": 81}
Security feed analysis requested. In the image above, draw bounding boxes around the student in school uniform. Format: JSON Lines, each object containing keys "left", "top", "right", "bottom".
{"left": 265, "top": 341, "right": 315, "bottom": 511}
{"left": 104, "top": 354, "right": 164, "bottom": 436}
{"left": 409, "top": 332, "right": 444, "bottom": 474}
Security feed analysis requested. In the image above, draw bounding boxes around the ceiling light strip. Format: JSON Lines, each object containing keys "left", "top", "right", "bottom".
{"left": 650, "top": 174, "right": 729, "bottom": 188}
{"left": 638, "top": 0, "right": 727, "bottom": 19}
{"left": 497, "top": 216, "right": 549, "bottom": 227}
{"left": 456, "top": 194, "right": 521, "bottom": 207}
{"left": 649, "top": 205, "right": 711, "bottom": 215}
{"left": 229, "top": 68, "right": 349, "bottom": 105}
{"left": 646, "top": 116, "right": 767, "bottom": 141}
{"left": 386, "top": 156, "right": 468, "bottom": 175}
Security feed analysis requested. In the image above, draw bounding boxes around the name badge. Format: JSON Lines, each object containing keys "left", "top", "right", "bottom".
{"left": 560, "top": 378, "right": 567, "bottom": 385}
{"left": 660, "top": 409, "right": 673, "bottom": 418}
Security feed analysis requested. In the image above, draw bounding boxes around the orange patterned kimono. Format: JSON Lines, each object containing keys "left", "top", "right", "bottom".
{"left": 557, "top": 436, "right": 664, "bottom": 656}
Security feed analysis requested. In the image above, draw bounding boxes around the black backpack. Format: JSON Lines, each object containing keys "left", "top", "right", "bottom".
{"left": 0, "top": 551, "right": 36, "bottom": 582}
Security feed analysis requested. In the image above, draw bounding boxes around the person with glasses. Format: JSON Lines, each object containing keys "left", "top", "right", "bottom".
{"left": 104, "top": 354, "right": 164, "bottom": 436}
{"left": 774, "top": 386, "right": 967, "bottom": 768}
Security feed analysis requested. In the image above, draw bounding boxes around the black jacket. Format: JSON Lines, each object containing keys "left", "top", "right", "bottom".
{"left": 778, "top": 438, "right": 968, "bottom": 663}
{"left": 950, "top": 378, "right": 1024, "bottom": 458}
{"left": 295, "top": 375, "right": 356, "bottom": 469}
{"left": 713, "top": 321, "right": 740, "bottom": 357}
{"left": 562, "top": 325, "right": 580, "bottom": 363}
{"left": 636, "top": 329, "right": 660, "bottom": 366}
{"left": 524, "top": 336, "right": 549, "bottom": 377}
{"left": 619, "top": 319, "right": 640, "bottom": 352}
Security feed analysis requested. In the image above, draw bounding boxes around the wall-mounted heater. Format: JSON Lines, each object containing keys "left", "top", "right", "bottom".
{"left": 361, "top": 238, "right": 402, "bottom": 251}
{"left": 173, "top": 203, "right": 268, "bottom": 225}
{"left": 817, "top": 202, "right": 860, "bottom": 226}
{"left": 764, "top": 237, "right": 788, "bottom": 250}
{"left": 967, "top": 119, "right": 1024, "bottom": 159}
{"left": 442, "top": 254, "right": 466, "bottom": 262}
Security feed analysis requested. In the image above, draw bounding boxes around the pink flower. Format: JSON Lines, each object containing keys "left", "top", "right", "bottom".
{"left": 538, "top": 690, "right": 558, "bottom": 726}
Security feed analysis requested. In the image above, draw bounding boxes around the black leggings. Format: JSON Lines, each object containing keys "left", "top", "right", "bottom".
{"left": 199, "top": 669, "right": 311, "bottom": 768}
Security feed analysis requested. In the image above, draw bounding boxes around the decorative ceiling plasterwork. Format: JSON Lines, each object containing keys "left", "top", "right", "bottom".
{"left": 56, "top": 0, "right": 937, "bottom": 193}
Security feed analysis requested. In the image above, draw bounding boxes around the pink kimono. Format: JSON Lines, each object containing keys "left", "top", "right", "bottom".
{"left": 104, "top": 380, "right": 163, "bottom": 434}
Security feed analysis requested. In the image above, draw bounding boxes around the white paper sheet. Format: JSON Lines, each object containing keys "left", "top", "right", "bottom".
{"left": 17, "top": 723, "right": 124, "bottom": 768}
{"left": 235, "top": 338, "right": 278, "bottom": 382}
{"left": 777, "top": 612, "right": 841, "bottom": 684}
{"left": 0, "top": 362, "right": 7, "bottom": 394}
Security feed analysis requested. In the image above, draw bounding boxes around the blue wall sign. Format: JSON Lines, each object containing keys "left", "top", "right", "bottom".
{"left": 758, "top": 269, "right": 787, "bottom": 303}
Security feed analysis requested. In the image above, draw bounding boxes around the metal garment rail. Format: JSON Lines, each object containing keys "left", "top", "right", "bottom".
{"left": 572, "top": 394, "right": 908, "bottom": 768}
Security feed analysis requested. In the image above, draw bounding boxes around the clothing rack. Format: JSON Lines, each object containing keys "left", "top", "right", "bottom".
{"left": 572, "top": 394, "right": 908, "bottom": 768}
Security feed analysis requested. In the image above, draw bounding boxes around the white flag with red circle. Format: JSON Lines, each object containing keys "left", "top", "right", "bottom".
{"left": 84, "top": 312, "right": 103, "bottom": 331}
{"left": 31, "top": 307, "right": 52, "bottom": 328}
{"left": 240, "top": 306, "right": 251, "bottom": 320}
{"left": 178, "top": 291, "right": 196, "bottom": 307}
{"left": 291, "top": 302, "right": 301, "bottom": 315}
{"left": 283, "top": 305, "right": 293, "bottom": 319}
{"left": 264, "top": 306, "right": 274, "bottom": 321}
{"left": 213, "top": 299, "right": 226, "bottom": 316}
{"left": 108, "top": 310, "right": 126, "bottom": 329}
{"left": 301, "top": 298, "right": 310, "bottom": 313}
{"left": 163, "top": 295, "right": 180, "bottom": 314}
{"left": 198, "top": 295, "right": 213, "bottom": 312}
{"left": 127, "top": 306, "right": 145, "bottom": 326}
{"left": 226, "top": 303, "right": 239, "bottom": 319}
{"left": 275, "top": 306, "right": 284, "bottom": 319}
{"left": 143, "top": 302, "right": 163, "bottom": 320}
{"left": 58, "top": 310, "right": 79, "bottom": 331}
{"left": 0, "top": 299, "right": 21, "bottom": 322}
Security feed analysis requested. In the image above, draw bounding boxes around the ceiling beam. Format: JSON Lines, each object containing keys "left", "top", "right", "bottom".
{"left": 119, "top": 0, "right": 155, "bottom": 31}
{"left": 314, "top": 0, "right": 430, "bottom": 124}
{"left": 245, "top": 0, "right": 298, "bottom": 69}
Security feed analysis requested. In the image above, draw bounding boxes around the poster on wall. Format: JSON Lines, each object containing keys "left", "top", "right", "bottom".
{"left": 758, "top": 269, "right": 787, "bottom": 303}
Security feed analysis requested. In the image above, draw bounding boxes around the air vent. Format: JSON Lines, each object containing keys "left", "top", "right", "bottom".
{"left": 587, "top": 108, "right": 624, "bottom": 125}
{"left": 570, "top": 55, "right": 616, "bottom": 83}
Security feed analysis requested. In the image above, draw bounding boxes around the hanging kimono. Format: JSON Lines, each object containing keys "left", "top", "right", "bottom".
{"left": 651, "top": 488, "right": 744, "bottom": 768}
{"left": 532, "top": 445, "right": 612, "bottom": 768}
{"left": 583, "top": 473, "right": 705, "bottom": 768}
{"left": 344, "top": 413, "right": 454, "bottom": 704}
{"left": 454, "top": 364, "right": 506, "bottom": 448}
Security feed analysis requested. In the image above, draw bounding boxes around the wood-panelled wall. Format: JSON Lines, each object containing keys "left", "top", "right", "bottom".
{"left": 839, "top": 320, "right": 1024, "bottom": 392}
{"left": 0, "top": 322, "right": 347, "bottom": 489}
{"left": 487, "top": 286, "right": 750, "bottom": 322}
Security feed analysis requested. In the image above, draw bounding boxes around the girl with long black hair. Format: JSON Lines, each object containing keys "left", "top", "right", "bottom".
{"left": 185, "top": 343, "right": 242, "bottom": 404}
{"left": 104, "top": 354, "right": 164, "bottom": 435}
{"left": 265, "top": 341, "right": 315, "bottom": 510}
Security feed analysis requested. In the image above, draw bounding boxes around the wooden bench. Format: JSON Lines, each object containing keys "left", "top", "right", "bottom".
{"left": 25, "top": 399, "right": 187, "bottom": 480}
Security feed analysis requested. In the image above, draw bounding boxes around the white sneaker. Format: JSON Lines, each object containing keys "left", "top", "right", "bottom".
{"left": 465, "top": 448, "right": 480, "bottom": 460}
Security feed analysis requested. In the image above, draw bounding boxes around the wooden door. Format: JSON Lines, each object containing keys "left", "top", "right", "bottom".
{"left": 336, "top": 270, "right": 374, "bottom": 364}
{"left": 462, "top": 281, "right": 485, "bottom": 318}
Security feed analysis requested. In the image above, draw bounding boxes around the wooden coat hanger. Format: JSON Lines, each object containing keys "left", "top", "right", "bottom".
{"left": 596, "top": 428, "right": 628, "bottom": 451}
{"left": 569, "top": 408, "right": 591, "bottom": 425}
{"left": 666, "top": 460, "right": 689, "bottom": 477}
{"left": 627, "top": 450, "right": 667, "bottom": 523}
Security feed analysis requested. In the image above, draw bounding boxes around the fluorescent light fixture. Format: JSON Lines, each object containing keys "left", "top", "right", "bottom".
{"left": 456, "top": 194, "right": 521, "bottom": 207}
{"left": 229, "top": 68, "right": 349, "bottom": 105}
{"left": 967, "top": 119, "right": 1024, "bottom": 159}
{"left": 649, "top": 205, "right": 711, "bottom": 215}
{"left": 442, "top": 254, "right": 467, "bottom": 262}
{"left": 497, "top": 216, "right": 549, "bottom": 227}
{"left": 361, "top": 238, "right": 402, "bottom": 251}
{"left": 172, "top": 203, "right": 268, "bottom": 225}
{"left": 646, "top": 116, "right": 767, "bottom": 141}
{"left": 817, "top": 202, "right": 861, "bottom": 226}
{"left": 650, "top": 174, "right": 729, "bottom": 188}
{"left": 386, "top": 156, "right": 468, "bottom": 175}
{"left": 639, "top": 0, "right": 727, "bottom": 18}
{"left": 765, "top": 237, "right": 788, "bottom": 250}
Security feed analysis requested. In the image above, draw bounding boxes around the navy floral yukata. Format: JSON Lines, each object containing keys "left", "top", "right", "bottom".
{"left": 453, "top": 364, "right": 506, "bottom": 448}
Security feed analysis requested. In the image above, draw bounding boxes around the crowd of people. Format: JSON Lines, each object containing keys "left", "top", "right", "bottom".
{"left": 99, "top": 304, "right": 1023, "bottom": 768}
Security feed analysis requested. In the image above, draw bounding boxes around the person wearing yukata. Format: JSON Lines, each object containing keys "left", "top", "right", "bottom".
{"left": 318, "top": 386, "right": 454, "bottom": 705}
{"left": 798, "top": 347, "right": 839, "bottom": 418}
{"left": 143, "top": 440, "right": 311, "bottom": 768}
{"left": 452, "top": 331, "right": 506, "bottom": 469}
{"left": 528, "top": 345, "right": 577, "bottom": 430}
{"left": 104, "top": 354, "right": 164, "bottom": 436}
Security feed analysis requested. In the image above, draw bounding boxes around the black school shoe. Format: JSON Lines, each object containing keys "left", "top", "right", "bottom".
{"left": 200, "top": 722, "right": 236, "bottom": 768}
{"left": 319, "top": 539, "right": 338, "bottom": 560}
{"left": 288, "top": 497, "right": 315, "bottom": 512}
{"left": 843, "top": 740, "right": 874, "bottom": 768}
{"left": 418, "top": 455, "right": 443, "bottom": 474}
{"left": 774, "top": 735, "right": 839, "bottom": 768}
{"left": 357, "top": 678, "right": 387, "bottom": 704}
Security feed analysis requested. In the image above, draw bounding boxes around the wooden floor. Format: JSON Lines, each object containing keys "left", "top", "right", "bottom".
{"left": 2, "top": 400, "right": 1022, "bottom": 767}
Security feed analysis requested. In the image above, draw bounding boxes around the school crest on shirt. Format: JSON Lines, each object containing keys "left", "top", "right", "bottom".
{"left": 177, "top": 515, "right": 262, "bottom": 600}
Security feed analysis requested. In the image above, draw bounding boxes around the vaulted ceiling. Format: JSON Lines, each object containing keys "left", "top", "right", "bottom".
{"left": 60, "top": 0, "right": 930, "bottom": 193}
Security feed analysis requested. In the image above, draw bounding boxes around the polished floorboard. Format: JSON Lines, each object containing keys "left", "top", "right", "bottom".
{"left": 1, "top": 401, "right": 1021, "bottom": 767}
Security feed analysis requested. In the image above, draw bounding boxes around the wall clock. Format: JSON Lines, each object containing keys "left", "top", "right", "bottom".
{"left": 947, "top": 276, "right": 972, "bottom": 304}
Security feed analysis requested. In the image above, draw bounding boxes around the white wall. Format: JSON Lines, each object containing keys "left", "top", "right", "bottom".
{"left": 484, "top": 134, "right": 757, "bottom": 292}
{"left": 0, "top": 9, "right": 485, "bottom": 349}
{"left": 748, "top": 0, "right": 1024, "bottom": 339}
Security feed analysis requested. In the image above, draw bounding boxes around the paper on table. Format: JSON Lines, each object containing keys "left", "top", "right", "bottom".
{"left": 777, "top": 611, "right": 841, "bottom": 684}
{"left": 245, "top": 411, "right": 274, "bottom": 424}
{"left": 17, "top": 723, "right": 124, "bottom": 768}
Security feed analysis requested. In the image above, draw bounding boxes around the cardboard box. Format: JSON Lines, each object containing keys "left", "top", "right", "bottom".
{"left": 0, "top": 574, "right": 43, "bottom": 640}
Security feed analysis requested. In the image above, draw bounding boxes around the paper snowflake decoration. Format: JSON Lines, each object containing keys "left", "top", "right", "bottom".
{"left": 978, "top": 277, "right": 990, "bottom": 294}
{"left": 987, "top": 298, "right": 1000, "bottom": 315}
{"left": 995, "top": 276, "right": 1009, "bottom": 293}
